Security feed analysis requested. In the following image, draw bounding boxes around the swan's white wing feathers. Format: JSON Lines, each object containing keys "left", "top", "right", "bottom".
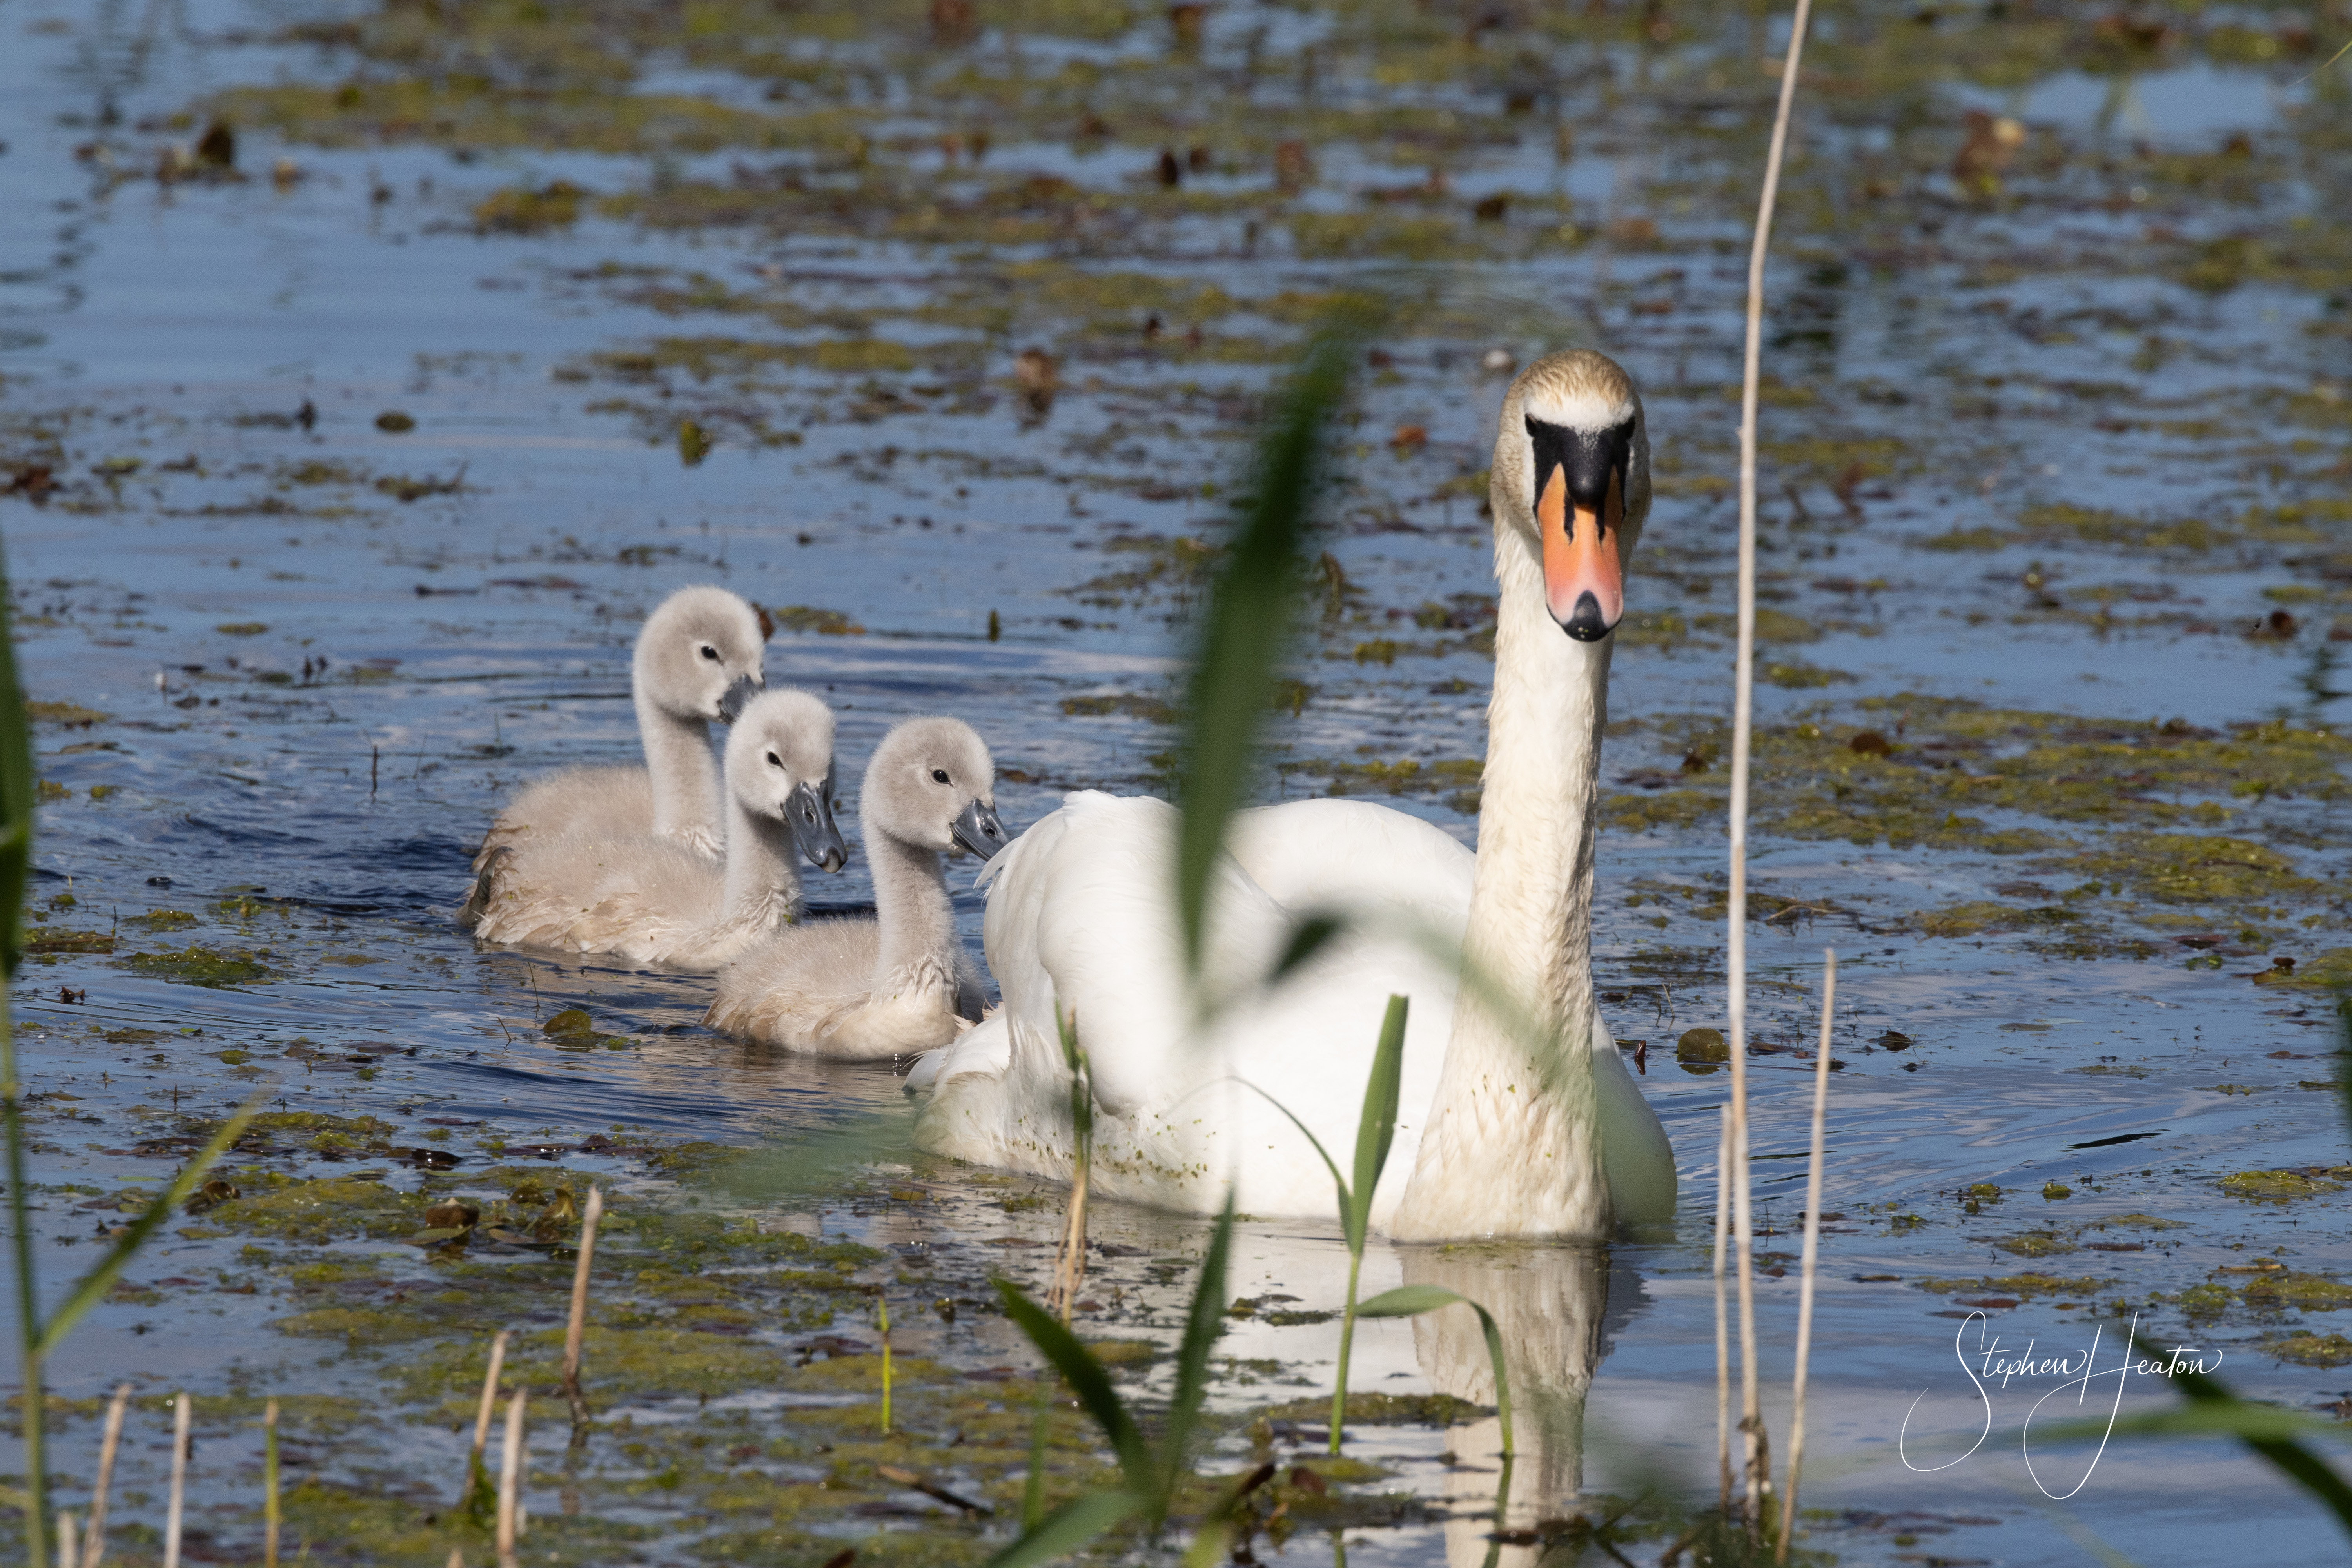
{"left": 1226, "top": 798, "right": 1474, "bottom": 931}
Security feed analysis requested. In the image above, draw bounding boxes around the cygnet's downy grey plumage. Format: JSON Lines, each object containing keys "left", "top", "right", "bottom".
{"left": 465, "top": 689, "right": 847, "bottom": 969}
{"left": 708, "top": 717, "right": 1006, "bottom": 1058}
{"left": 474, "top": 586, "right": 769, "bottom": 871}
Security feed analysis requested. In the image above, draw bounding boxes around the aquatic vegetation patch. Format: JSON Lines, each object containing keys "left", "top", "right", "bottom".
{"left": 1908, "top": 901, "right": 2081, "bottom": 939}
{"left": 2219, "top": 1170, "right": 2344, "bottom": 1203}
{"left": 473, "top": 180, "right": 588, "bottom": 232}
{"left": 2264, "top": 1332, "right": 2352, "bottom": 1368}
{"left": 204, "top": 1174, "right": 426, "bottom": 1244}
{"left": 24, "top": 928, "right": 114, "bottom": 954}
{"left": 209, "top": 81, "right": 800, "bottom": 156}
{"left": 2239, "top": 1272, "right": 2352, "bottom": 1313}
{"left": 2254, "top": 949, "right": 2352, "bottom": 990}
{"left": 116, "top": 944, "right": 283, "bottom": 986}
{"left": 1916, "top": 1273, "right": 2112, "bottom": 1299}
{"left": 25, "top": 700, "right": 107, "bottom": 725}
{"left": 1259, "top": 1390, "right": 1485, "bottom": 1427}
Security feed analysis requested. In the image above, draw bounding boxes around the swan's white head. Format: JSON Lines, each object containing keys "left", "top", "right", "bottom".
{"left": 724, "top": 688, "right": 848, "bottom": 872}
{"left": 861, "top": 717, "right": 1007, "bottom": 862}
{"left": 633, "top": 586, "right": 771, "bottom": 723}
{"left": 1493, "top": 349, "right": 1650, "bottom": 642}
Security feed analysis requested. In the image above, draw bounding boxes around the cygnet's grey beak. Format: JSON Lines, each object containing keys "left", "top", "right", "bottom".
{"left": 716, "top": 673, "right": 761, "bottom": 725}
{"left": 951, "top": 799, "right": 1007, "bottom": 861}
{"left": 789, "top": 780, "right": 849, "bottom": 873}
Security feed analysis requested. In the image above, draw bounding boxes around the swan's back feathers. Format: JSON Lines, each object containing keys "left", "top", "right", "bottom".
{"left": 1226, "top": 799, "right": 1473, "bottom": 930}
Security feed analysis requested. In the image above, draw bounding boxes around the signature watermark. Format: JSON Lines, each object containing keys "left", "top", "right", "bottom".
{"left": 1900, "top": 1312, "right": 2222, "bottom": 1498}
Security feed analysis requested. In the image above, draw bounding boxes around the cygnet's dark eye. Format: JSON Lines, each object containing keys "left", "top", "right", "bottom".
{"left": 700, "top": 644, "right": 721, "bottom": 661}
{"left": 766, "top": 752, "right": 782, "bottom": 768}
{"left": 931, "top": 768, "right": 950, "bottom": 784}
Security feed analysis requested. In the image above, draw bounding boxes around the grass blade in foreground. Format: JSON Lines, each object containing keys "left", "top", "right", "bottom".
{"left": 1236, "top": 995, "right": 1409, "bottom": 1456}
{"left": 35, "top": 1095, "right": 265, "bottom": 1357}
{"left": 0, "top": 539, "right": 43, "bottom": 1566}
{"left": 984, "top": 1491, "right": 1141, "bottom": 1568}
{"left": 989, "top": 1199, "right": 1238, "bottom": 1559}
{"left": 2042, "top": 1351, "right": 2352, "bottom": 1543}
{"left": 1156, "top": 1194, "right": 1237, "bottom": 1530}
{"left": 992, "top": 1285, "right": 1153, "bottom": 1494}
{"left": 1356, "top": 1285, "right": 1514, "bottom": 1459}
{"left": 1176, "top": 299, "right": 1384, "bottom": 973}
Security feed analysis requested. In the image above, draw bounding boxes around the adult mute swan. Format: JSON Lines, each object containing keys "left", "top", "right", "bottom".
{"left": 463, "top": 688, "right": 846, "bottom": 969}
{"left": 907, "top": 348, "right": 1676, "bottom": 1241}
{"left": 475, "top": 586, "right": 769, "bottom": 869}
{"left": 706, "top": 717, "right": 1006, "bottom": 1058}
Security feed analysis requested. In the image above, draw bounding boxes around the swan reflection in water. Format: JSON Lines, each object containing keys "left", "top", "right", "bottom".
{"left": 1401, "top": 1241, "right": 1633, "bottom": 1568}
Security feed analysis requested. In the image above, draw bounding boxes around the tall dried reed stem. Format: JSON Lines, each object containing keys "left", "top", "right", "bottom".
{"left": 53, "top": 1512, "right": 74, "bottom": 1568}
{"left": 1777, "top": 950, "right": 1837, "bottom": 1562}
{"left": 561, "top": 1189, "right": 603, "bottom": 1429}
{"left": 162, "top": 1394, "right": 190, "bottom": 1568}
{"left": 496, "top": 1391, "right": 528, "bottom": 1568}
{"left": 878, "top": 1297, "right": 894, "bottom": 1436}
{"left": 471, "top": 1331, "right": 510, "bottom": 1468}
{"left": 1046, "top": 1004, "right": 1092, "bottom": 1324}
{"left": 1728, "top": 0, "right": 1816, "bottom": 1523}
{"left": 77, "top": 1383, "right": 130, "bottom": 1568}
{"left": 1048, "top": 1160, "right": 1091, "bottom": 1323}
{"left": 263, "top": 1399, "right": 280, "bottom": 1568}
{"left": 1713, "top": 1106, "right": 1733, "bottom": 1517}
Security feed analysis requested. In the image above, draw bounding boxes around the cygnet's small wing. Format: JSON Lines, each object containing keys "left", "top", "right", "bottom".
{"left": 468, "top": 830, "right": 725, "bottom": 964}
{"left": 707, "top": 918, "right": 883, "bottom": 1045}
{"left": 476, "top": 766, "right": 658, "bottom": 869}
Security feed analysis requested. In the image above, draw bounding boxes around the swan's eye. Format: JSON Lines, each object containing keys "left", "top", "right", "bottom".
{"left": 700, "top": 645, "right": 720, "bottom": 662}
{"left": 766, "top": 752, "right": 782, "bottom": 768}
{"left": 930, "top": 768, "right": 950, "bottom": 784}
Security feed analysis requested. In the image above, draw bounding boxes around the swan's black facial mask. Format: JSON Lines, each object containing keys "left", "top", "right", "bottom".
{"left": 1526, "top": 414, "right": 1635, "bottom": 642}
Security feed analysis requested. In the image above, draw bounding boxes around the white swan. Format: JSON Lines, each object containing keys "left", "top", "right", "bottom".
{"left": 706, "top": 717, "right": 1006, "bottom": 1058}
{"left": 463, "top": 688, "right": 846, "bottom": 969}
{"left": 907, "top": 348, "right": 1676, "bottom": 1240}
{"left": 475, "top": 586, "right": 769, "bottom": 869}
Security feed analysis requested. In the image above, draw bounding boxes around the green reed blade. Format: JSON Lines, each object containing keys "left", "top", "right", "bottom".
{"left": 1158, "top": 1194, "right": 1236, "bottom": 1525}
{"left": 1357, "top": 1286, "right": 1515, "bottom": 1459}
{"left": 1176, "top": 300, "right": 1385, "bottom": 973}
{"left": 993, "top": 1282, "right": 1152, "bottom": 1494}
{"left": 36, "top": 1094, "right": 264, "bottom": 1359}
{"left": 982, "top": 1488, "right": 1140, "bottom": 1568}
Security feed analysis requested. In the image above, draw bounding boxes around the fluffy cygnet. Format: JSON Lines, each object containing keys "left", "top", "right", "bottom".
{"left": 475, "top": 586, "right": 768, "bottom": 869}
{"left": 706, "top": 716, "right": 1005, "bottom": 1057}
{"left": 464, "top": 688, "right": 845, "bottom": 969}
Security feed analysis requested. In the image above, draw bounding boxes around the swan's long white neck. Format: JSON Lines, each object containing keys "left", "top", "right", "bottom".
{"left": 637, "top": 687, "right": 722, "bottom": 851}
{"left": 869, "top": 826, "right": 958, "bottom": 985}
{"left": 1391, "top": 506, "right": 1612, "bottom": 1241}
{"left": 721, "top": 793, "right": 803, "bottom": 924}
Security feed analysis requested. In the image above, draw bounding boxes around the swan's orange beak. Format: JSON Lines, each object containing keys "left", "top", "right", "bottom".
{"left": 1537, "top": 463, "right": 1623, "bottom": 642}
